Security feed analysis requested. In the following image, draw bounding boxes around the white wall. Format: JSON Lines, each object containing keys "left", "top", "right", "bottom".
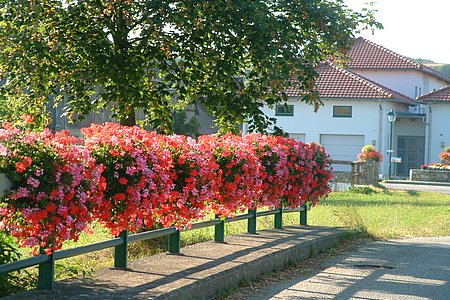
{"left": 263, "top": 99, "right": 379, "bottom": 145}
{"left": 263, "top": 99, "right": 412, "bottom": 176}
{"left": 426, "top": 103, "right": 450, "bottom": 163}
{"left": 352, "top": 70, "right": 447, "bottom": 99}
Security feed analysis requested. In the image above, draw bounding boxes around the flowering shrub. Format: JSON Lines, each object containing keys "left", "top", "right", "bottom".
{"left": 244, "top": 134, "right": 289, "bottom": 208}
{"left": 156, "top": 135, "right": 218, "bottom": 229}
{"left": 305, "top": 142, "right": 333, "bottom": 206}
{"left": 0, "top": 124, "right": 101, "bottom": 255}
{"left": 421, "top": 163, "right": 450, "bottom": 171}
{"left": 81, "top": 123, "right": 172, "bottom": 236}
{"left": 358, "top": 145, "right": 383, "bottom": 162}
{"left": 280, "top": 137, "right": 314, "bottom": 207}
{"left": 1, "top": 122, "right": 334, "bottom": 255}
{"left": 199, "top": 134, "right": 262, "bottom": 217}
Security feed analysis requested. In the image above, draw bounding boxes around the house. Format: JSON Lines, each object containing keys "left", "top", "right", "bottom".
{"left": 418, "top": 86, "right": 450, "bottom": 163}
{"left": 263, "top": 37, "right": 450, "bottom": 177}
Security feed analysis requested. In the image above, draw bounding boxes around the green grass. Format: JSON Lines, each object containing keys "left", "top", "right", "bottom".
{"left": 6, "top": 187, "right": 450, "bottom": 294}
{"left": 308, "top": 187, "right": 450, "bottom": 239}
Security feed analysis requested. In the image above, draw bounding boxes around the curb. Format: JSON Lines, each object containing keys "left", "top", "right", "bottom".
{"left": 160, "top": 228, "right": 346, "bottom": 300}
{"left": 382, "top": 180, "right": 450, "bottom": 187}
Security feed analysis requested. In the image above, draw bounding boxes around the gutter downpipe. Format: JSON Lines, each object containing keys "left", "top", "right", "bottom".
{"left": 378, "top": 101, "right": 384, "bottom": 176}
{"left": 424, "top": 104, "right": 432, "bottom": 164}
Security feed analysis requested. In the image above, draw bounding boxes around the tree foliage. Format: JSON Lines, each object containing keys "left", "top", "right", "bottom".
{"left": 0, "top": 0, "right": 379, "bottom": 132}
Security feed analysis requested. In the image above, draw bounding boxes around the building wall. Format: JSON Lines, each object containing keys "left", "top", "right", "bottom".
{"left": 426, "top": 103, "right": 450, "bottom": 163}
{"left": 263, "top": 99, "right": 379, "bottom": 144}
{"left": 263, "top": 99, "right": 413, "bottom": 176}
{"left": 351, "top": 70, "right": 447, "bottom": 99}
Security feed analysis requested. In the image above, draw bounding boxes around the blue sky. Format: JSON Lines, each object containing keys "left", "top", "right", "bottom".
{"left": 345, "top": 0, "right": 450, "bottom": 64}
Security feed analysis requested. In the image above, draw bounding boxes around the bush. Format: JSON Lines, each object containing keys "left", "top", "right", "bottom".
{"left": 1, "top": 122, "right": 334, "bottom": 254}
{"left": 0, "top": 231, "right": 36, "bottom": 296}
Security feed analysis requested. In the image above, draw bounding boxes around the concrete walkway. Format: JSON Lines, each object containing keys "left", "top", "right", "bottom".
{"left": 7, "top": 226, "right": 348, "bottom": 300}
{"left": 245, "top": 236, "right": 450, "bottom": 299}
{"left": 382, "top": 180, "right": 450, "bottom": 194}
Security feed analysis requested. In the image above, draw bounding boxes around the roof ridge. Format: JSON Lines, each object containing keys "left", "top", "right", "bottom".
{"left": 355, "top": 37, "right": 420, "bottom": 69}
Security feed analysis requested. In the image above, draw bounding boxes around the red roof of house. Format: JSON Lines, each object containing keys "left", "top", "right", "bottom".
{"left": 417, "top": 86, "right": 450, "bottom": 102}
{"left": 348, "top": 37, "right": 450, "bottom": 83}
{"left": 284, "top": 63, "right": 415, "bottom": 105}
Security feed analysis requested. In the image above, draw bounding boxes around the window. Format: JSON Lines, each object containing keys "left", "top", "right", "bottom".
{"left": 333, "top": 106, "right": 352, "bottom": 118}
{"left": 415, "top": 86, "right": 423, "bottom": 98}
{"left": 275, "top": 104, "right": 294, "bottom": 116}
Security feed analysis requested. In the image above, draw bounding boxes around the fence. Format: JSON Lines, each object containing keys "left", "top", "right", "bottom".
{"left": 329, "top": 160, "right": 363, "bottom": 186}
{"left": 0, "top": 206, "right": 309, "bottom": 291}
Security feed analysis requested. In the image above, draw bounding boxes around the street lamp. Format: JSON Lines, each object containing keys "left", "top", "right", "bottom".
{"left": 387, "top": 109, "right": 397, "bottom": 179}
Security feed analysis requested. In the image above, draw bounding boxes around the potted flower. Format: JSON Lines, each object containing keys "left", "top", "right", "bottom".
{"left": 357, "top": 145, "right": 382, "bottom": 185}
{"left": 439, "top": 146, "right": 450, "bottom": 165}
{"left": 358, "top": 145, "right": 383, "bottom": 162}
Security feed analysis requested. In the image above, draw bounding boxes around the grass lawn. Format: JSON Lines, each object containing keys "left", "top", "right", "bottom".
{"left": 6, "top": 187, "right": 450, "bottom": 294}
{"left": 308, "top": 187, "right": 450, "bottom": 239}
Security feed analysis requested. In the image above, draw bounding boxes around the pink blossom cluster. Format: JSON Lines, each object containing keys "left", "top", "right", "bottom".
{"left": 0, "top": 122, "right": 333, "bottom": 255}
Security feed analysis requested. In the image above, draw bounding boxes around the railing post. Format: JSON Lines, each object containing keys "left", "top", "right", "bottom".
{"left": 351, "top": 162, "right": 356, "bottom": 186}
{"left": 114, "top": 229, "right": 129, "bottom": 269}
{"left": 300, "top": 205, "right": 308, "bottom": 226}
{"left": 38, "top": 253, "right": 55, "bottom": 290}
{"left": 214, "top": 215, "right": 225, "bottom": 242}
{"left": 274, "top": 208, "right": 283, "bottom": 229}
{"left": 168, "top": 229, "right": 181, "bottom": 254}
{"left": 247, "top": 209, "right": 257, "bottom": 234}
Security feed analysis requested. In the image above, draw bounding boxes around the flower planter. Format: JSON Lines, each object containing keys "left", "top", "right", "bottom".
{"left": 0, "top": 173, "right": 12, "bottom": 196}
{"left": 441, "top": 159, "right": 450, "bottom": 165}
{"left": 360, "top": 159, "right": 380, "bottom": 185}
{"left": 410, "top": 169, "right": 450, "bottom": 183}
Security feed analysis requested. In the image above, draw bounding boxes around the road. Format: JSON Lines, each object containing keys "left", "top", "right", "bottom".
{"left": 243, "top": 236, "right": 450, "bottom": 299}
{"left": 382, "top": 182, "right": 450, "bottom": 194}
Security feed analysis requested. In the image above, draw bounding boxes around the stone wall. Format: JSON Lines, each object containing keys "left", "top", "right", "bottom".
{"left": 410, "top": 169, "right": 450, "bottom": 183}
{"left": 331, "top": 171, "right": 353, "bottom": 183}
{"left": 331, "top": 160, "right": 380, "bottom": 186}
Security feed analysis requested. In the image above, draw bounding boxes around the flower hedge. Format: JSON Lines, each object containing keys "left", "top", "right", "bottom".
{"left": 0, "top": 122, "right": 333, "bottom": 255}
{"left": 0, "top": 124, "right": 103, "bottom": 255}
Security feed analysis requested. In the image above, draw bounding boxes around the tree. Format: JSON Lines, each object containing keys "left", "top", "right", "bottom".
{"left": 0, "top": 0, "right": 379, "bottom": 132}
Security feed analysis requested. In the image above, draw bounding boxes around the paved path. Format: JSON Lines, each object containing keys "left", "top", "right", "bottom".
{"left": 382, "top": 182, "right": 450, "bottom": 194}
{"left": 7, "top": 226, "right": 345, "bottom": 300}
{"left": 244, "top": 236, "right": 450, "bottom": 299}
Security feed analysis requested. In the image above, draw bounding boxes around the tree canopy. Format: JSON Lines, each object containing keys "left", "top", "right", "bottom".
{"left": 0, "top": 0, "right": 380, "bottom": 132}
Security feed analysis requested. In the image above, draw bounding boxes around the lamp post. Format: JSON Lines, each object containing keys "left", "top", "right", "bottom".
{"left": 387, "top": 109, "right": 397, "bottom": 179}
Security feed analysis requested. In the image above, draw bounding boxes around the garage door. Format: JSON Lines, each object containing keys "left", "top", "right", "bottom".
{"left": 320, "top": 134, "right": 365, "bottom": 170}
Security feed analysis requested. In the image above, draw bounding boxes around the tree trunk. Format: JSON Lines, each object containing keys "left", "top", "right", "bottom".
{"left": 119, "top": 110, "right": 136, "bottom": 126}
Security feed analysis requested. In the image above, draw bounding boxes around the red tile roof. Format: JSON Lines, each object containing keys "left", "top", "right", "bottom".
{"left": 417, "top": 86, "right": 450, "bottom": 102}
{"left": 285, "top": 63, "right": 415, "bottom": 105}
{"left": 348, "top": 37, "right": 450, "bottom": 83}
{"left": 348, "top": 37, "right": 420, "bottom": 69}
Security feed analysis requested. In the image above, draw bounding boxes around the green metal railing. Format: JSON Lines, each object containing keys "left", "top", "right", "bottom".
{"left": 0, "top": 205, "right": 309, "bottom": 290}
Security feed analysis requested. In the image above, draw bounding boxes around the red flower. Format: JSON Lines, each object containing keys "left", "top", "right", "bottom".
{"left": 21, "top": 114, "right": 34, "bottom": 124}
{"left": 118, "top": 177, "right": 128, "bottom": 185}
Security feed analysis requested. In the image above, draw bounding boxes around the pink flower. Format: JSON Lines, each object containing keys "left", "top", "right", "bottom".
{"left": 27, "top": 177, "right": 40, "bottom": 188}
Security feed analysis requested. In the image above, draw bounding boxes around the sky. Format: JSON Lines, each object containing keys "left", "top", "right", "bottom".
{"left": 345, "top": 0, "right": 450, "bottom": 64}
